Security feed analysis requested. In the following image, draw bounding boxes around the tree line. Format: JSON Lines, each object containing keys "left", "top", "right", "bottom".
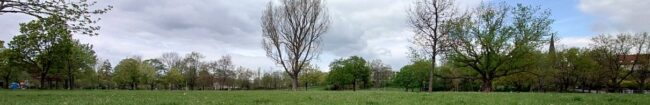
{"left": 1, "top": 0, "right": 649, "bottom": 93}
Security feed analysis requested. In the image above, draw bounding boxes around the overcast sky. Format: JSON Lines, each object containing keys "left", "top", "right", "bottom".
{"left": 1, "top": 0, "right": 649, "bottom": 72}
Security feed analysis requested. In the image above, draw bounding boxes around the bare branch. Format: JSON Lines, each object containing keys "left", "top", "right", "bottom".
{"left": 261, "top": 0, "right": 329, "bottom": 91}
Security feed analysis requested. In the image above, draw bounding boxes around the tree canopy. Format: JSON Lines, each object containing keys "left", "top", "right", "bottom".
{"left": 326, "top": 56, "right": 370, "bottom": 91}
{"left": 446, "top": 3, "right": 554, "bottom": 92}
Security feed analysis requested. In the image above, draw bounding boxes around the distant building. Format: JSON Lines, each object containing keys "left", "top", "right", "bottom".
{"left": 619, "top": 54, "right": 650, "bottom": 71}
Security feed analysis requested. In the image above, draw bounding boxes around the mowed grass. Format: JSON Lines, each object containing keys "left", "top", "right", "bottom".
{"left": 0, "top": 90, "right": 649, "bottom": 105}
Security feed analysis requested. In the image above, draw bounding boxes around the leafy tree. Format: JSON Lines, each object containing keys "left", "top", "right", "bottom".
{"left": 446, "top": 3, "right": 553, "bottom": 92}
{"left": 393, "top": 60, "right": 430, "bottom": 91}
{"left": 163, "top": 67, "right": 184, "bottom": 90}
{"left": 76, "top": 65, "right": 99, "bottom": 89}
{"left": 113, "top": 58, "right": 142, "bottom": 89}
{"left": 568, "top": 48, "right": 600, "bottom": 92}
{"left": 299, "top": 65, "right": 325, "bottom": 90}
{"left": 95, "top": 59, "right": 113, "bottom": 89}
{"left": 0, "top": 44, "right": 23, "bottom": 88}
{"left": 0, "top": 0, "right": 112, "bottom": 36}
{"left": 261, "top": 71, "right": 285, "bottom": 89}
{"left": 436, "top": 62, "right": 479, "bottom": 91}
{"left": 50, "top": 32, "right": 96, "bottom": 89}
{"left": 325, "top": 67, "right": 352, "bottom": 90}
{"left": 140, "top": 61, "right": 156, "bottom": 90}
{"left": 143, "top": 59, "right": 164, "bottom": 89}
{"left": 552, "top": 48, "right": 583, "bottom": 91}
{"left": 493, "top": 50, "right": 547, "bottom": 92}
{"left": 8, "top": 16, "right": 72, "bottom": 89}
{"left": 326, "top": 56, "right": 370, "bottom": 91}
{"left": 144, "top": 59, "right": 165, "bottom": 76}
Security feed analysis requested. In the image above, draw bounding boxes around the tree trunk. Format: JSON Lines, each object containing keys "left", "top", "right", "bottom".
{"left": 639, "top": 80, "right": 646, "bottom": 91}
{"left": 2, "top": 77, "right": 8, "bottom": 89}
{"left": 429, "top": 55, "right": 435, "bottom": 92}
{"left": 3, "top": 69, "right": 12, "bottom": 89}
{"left": 291, "top": 76, "right": 299, "bottom": 91}
{"left": 537, "top": 76, "right": 544, "bottom": 92}
{"left": 481, "top": 78, "right": 493, "bottom": 92}
{"left": 352, "top": 81, "right": 357, "bottom": 91}
{"left": 67, "top": 64, "right": 74, "bottom": 90}
{"left": 151, "top": 83, "right": 155, "bottom": 90}
{"left": 71, "top": 75, "right": 75, "bottom": 89}
{"left": 40, "top": 72, "right": 47, "bottom": 89}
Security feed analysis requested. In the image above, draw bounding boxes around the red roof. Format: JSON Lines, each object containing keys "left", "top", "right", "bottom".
{"left": 619, "top": 54, "right": 650, "bottom": 65}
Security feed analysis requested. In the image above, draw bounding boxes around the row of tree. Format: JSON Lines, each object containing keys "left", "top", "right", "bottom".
{"left": 1, "top": 14, "right": 646, "bottom": 92}
{"left": 393, "top": 32, "right": 650, "bottom": 93}
{"left": 258, "top": 0, "right": 650, "bottom": 93}
{"left": 2, "top": 0, "right": 649, "bottom": 93}
{"left": 0, "top": 14, "right": 286, "bottom": 90}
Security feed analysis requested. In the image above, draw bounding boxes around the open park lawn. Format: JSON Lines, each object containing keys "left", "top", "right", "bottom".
{"left": 0, "top": 90, "right": 649, "bottom": 105}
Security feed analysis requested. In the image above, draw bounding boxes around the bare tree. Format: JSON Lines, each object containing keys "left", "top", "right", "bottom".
{"left": 408, "top": 0, "right": 455, "bottom": 92}
{"left": 235, "top": 66, "right": 254, "bottom": 89}
{"left": 261, "top": 0, "right": 330, "bottom": 91}
{"left": 369, "top": 59, "right": 393, "bottom": 89}
{"left": 635, "top": 33, "right": 650, "bottom": 91}
{"left": 590, "top": 33, "right": 635, "bottom": 92}
{"left": 216, "top": 55, "right": 234, "bottom": 90}
{"left": 160, "top": 52, "right": 181, "bottom": 70}
{"left": 182, "top": 52, "right": 203, "bottom": 90}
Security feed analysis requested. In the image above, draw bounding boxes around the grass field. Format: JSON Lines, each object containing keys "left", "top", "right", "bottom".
{"left": 1, "top": 90, "right": 649, "bottom": 105}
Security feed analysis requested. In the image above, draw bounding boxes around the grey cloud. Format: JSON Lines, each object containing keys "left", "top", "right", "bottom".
{"left": 1, "top": 0, "right": 486, "bottom": 71}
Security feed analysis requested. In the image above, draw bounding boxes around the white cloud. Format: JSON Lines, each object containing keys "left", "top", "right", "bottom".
{"left": 579, "top": 0, "right": 650, "bottom": 33}
{"left": 557, "top": 36, "right": 592, "bottom": 48}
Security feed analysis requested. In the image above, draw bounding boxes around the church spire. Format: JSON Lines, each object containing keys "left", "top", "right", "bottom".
{"left": 548, "top": 34, "right": 557, "bottom": 68}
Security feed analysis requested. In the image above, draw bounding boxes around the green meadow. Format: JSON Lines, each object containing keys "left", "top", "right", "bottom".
{"left": 0, "top": 90, "right": 648, "bottom": 105}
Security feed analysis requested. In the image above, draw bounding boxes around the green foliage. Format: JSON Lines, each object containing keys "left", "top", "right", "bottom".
{"left": 260, "top": 71, "right": 286, "bottom": 89}
{"left": 76, "top": 66, "right": 99, "bottom": 89}
{"left": 0, "top": 46, "right": 24, "bottom": 88}
{"left": 96, "top": 60, "right": 114, "bottom": 89}
{"left": 7, "top": 16, "right": 97, "bottom": 89}
{"left": 49, "top": 30, "right": 97, "bottom": 89}
{"left": 143, "top": 59, "right": 165, "bottom": 76}
{"left": 446, "top": 3, "right": 553, "bottom": 92}
{"left": 113, "top": 58, "right": 142, "bottom": 89}
{"left": 393, "top": 60, "right": 430, "bottom": 91}
{"left": 163, "top": 67, "right": 184, "bottom": 89}
{"left": 326, "top": 56, "right": 371, "bottom": 90}
{"left": 300, "top": 65, "right": 326, "bottom": 87}
{"left": 326, "top": 66, "right": 353, "bottom": 89}
{"left": 0, "top": 0, "right": 113, "bottom": 36}
{"left": 9, "top": 16, "right": 70, "bottom": 73}
{"left": 140, "top": 62, "right": 157, "bottom": 89}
